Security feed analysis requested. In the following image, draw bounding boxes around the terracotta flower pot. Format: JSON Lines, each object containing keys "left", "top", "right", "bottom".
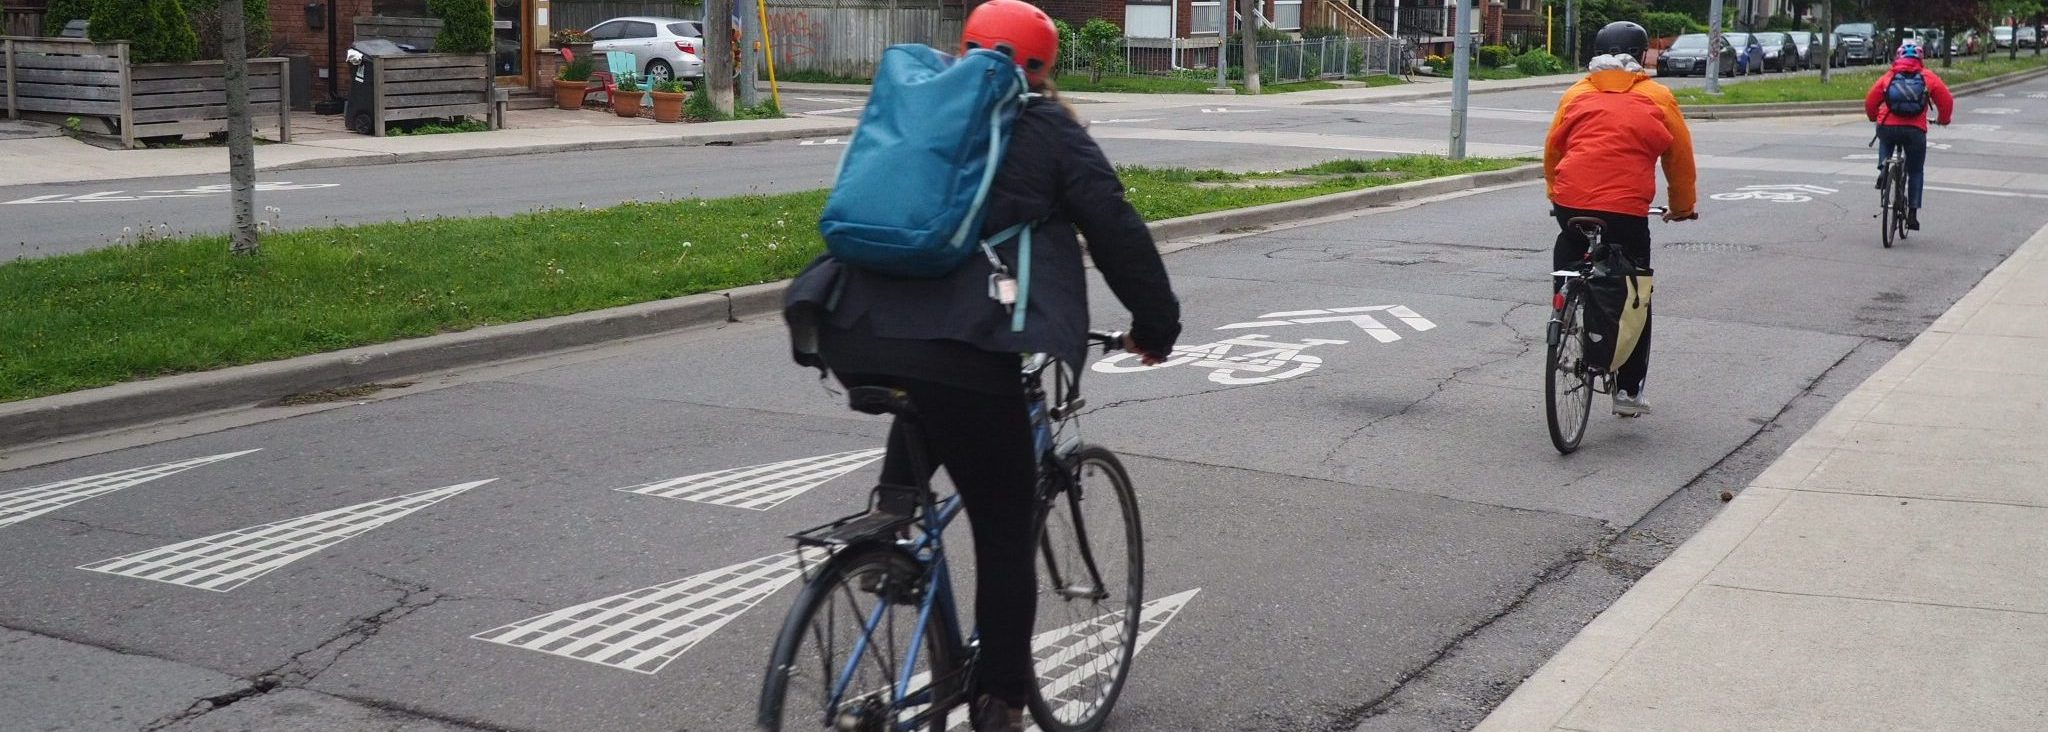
{"left": 650, "top": 90, "right": 686, "bottom": 123}
{"left": 554, "top": 81, "right": 587, "bottom": 111}
{"left": 614, "top": 91, "right": 644, "bottom": 118}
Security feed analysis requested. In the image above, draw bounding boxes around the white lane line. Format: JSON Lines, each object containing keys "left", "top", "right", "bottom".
{"left": 0, "top": 450, "right": 261, "bottom": 530}
{"left": 805, "top": 106, "right": 864, "bottom": 116}
{"left": 1084, "top": 125, "right": 1541, "bottom": 158}
{"left": 473, "top": 549, "right": 821, "bottom": 674}
{"left": 616, "top": 448, "right": 884, "bottom": 511}
{"left": 78, "top": 480, "right": 490, "bottom": 592}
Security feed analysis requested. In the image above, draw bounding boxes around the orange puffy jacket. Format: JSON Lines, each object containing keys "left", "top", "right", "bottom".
{"left": 1545, "top": 69, "right": 1699, "bottom": 218}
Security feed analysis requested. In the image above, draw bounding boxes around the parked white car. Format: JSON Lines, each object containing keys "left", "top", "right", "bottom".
{"left": 588, "top": 16, "right": 705, "bottom": 84}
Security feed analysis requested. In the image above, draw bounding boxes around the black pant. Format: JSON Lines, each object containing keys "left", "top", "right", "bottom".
{"left": 1553, "top": 206, "right": 1654, "bottom": 397}
{"left": 836, "top": 373, "right": 1039, "bottom": 706}
{"left": 1876, "top": 124, "right": 1928, "bottom": 210}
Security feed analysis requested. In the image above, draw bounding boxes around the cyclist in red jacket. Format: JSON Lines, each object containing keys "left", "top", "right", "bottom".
{"left": 1865, "top": 43, "right": 1954, "bottom": 231}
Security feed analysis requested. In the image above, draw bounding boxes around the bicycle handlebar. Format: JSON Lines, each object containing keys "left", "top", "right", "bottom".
{"left": 1087, "top": 330, "right": 1124, "bottom": 354}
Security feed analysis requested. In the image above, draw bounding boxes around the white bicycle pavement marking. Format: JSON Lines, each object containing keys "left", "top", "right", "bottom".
{"left": 0, "top": 450, "right": 261, "bottom": 530}
{"left": 615, "top": 448, "right": 884, "bottom": 511}
{"left": 78, "top": 479, "right": 491, "bottom": 592}
{"left": 1218, "top": 305, "right": 1438, "bottom": 343}
{"left": 1710, "top": 184, "right": 1839, "bottom": 203}
{"left": 473, "top": 548, "right": 824, "bottom": 674}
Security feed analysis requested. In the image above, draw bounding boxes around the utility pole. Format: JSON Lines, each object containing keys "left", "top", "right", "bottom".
{"left": 1564, "top": 0, "right": 1575, "bottom": 63}
{"left": 705, "top": 0, "right": 736, "bottom": 115}
{"left": 1706, "top": 0, "right": 1725, "bottom": 94}
{"left": 1450, "top": 0, "right": 1470, "bottom": 159}
{"left": 740, "top": 0, "right": 760, "bottom": 107}
{"left": 1240, "top": 0, "right": 1261, "bottom": 94}
{"left": 1212, "top": 0, "right": 1230, "bottom": 92}
{"left": 221, "top": 0, "right": 257, "bottom": 255}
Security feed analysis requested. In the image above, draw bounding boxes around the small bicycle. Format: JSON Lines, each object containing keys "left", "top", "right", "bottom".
{"left": 757, "top": 331, "right": 1143, "bottom": 732}
{"left": 1877, "top": 144, "right": 1910, "bottom": 248}
{"left": 1545, "top": 208, "right": 1665, "bottom": 455}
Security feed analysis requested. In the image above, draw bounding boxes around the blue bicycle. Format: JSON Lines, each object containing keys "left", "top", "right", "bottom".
{"left": 757, "top": 331, "right": 1144, "bottom": 732}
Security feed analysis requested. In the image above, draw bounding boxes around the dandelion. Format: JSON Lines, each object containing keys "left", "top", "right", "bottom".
{"left": 682, "top": 241, "right": 693, "bottom": 247}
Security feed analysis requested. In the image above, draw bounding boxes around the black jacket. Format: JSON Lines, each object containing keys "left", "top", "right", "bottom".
{"left": 786, "top": 97, "right": 1181, "bottom": 375}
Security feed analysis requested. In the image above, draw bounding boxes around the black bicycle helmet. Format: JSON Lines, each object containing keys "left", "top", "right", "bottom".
{"left": 1593, "top": 21, "right": 1650, "bottom": 58}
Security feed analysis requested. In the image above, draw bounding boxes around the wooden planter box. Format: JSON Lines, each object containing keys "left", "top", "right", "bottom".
{"left": 2, "top": 37, "right": 290, "bottom": 148}
{"left": 364, "top": 52, "right": 492, "bottom": 137}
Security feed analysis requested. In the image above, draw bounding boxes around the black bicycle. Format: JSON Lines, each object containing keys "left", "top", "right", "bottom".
{"left": 1545, "top": 209, "right": 1663, "bottom": 454}
{"left": 758, "top": 331, "right": 1143, "bottom": 732}
{"left": 1878, "top": 144, "right": 1910, "bottom": 248}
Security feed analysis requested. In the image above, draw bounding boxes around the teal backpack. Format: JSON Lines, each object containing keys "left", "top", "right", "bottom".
{"left": 817, "top": 45, "right": 1036, "bottom": 330}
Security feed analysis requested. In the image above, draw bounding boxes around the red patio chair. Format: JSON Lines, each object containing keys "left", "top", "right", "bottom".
{"left": 559, "top": 48, "right": 616, "bottom": 109}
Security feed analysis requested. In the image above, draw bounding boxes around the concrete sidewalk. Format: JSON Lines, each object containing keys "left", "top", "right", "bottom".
{"left": 1478, "top": 222, "right": 2048, "bottom": 731}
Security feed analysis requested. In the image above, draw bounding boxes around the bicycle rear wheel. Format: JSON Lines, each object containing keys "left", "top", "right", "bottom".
{"left": 1893, "top": 166, "right": 1911, "bottom": 242}
{"left": 1027, "top": 446, "right": 1143, "bottom": 732}
{"left": 759, "top": 545, "right": 959, "bottom": 732}
{"left": 1546, "top": 288, "right": 1594, "bottom": 454}
{"left": 1881, "top": 163, "right": 1898, "bottom": 249}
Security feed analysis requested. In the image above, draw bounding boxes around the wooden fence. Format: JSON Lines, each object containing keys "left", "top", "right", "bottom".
{"left": 364, "top": 52, "right": 491, "bottom": 136}
{"left": 1, "top": 37, "right": 289, "bottom": 147}
{"left": 764, "top": 0, "right": 958, "bottom": 77}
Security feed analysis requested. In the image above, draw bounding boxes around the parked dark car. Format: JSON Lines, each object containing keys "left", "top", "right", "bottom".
{"left": 1657, "top": 33, "right": 1735, "bottom": 77}
{"left": 1753, "top": 32, "right": 1801, "bottom": 71}
{"left": 1786, "top": 31, "right": 1827, "bottom": 69}
{"left": 1834, "top": 22, "right": 1881, "bottom": 65}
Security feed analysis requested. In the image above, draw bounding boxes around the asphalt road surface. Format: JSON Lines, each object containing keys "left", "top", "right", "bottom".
{"left": 5, "top": 75, "right": 2048, "bottom": 732}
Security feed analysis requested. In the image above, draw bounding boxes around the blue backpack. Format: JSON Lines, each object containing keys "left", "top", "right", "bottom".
{"left": 1884, "top": 70, "right": 1927, "bottom": 117}
{"left": 819, "top": 45, "right": 1036, "bottom": 327}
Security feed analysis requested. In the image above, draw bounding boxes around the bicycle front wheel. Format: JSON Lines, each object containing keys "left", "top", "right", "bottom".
{"left": 1028, "top": 446, "right": 1144, "bottom": 732}
{"left": 759, "top": 545, "right": 959, "bottom": 732}
{"left": 1546, "top": 288, "right": 1594, "bottom": 454}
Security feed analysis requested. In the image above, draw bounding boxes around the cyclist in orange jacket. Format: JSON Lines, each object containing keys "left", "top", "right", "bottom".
{"left": 1544, "top": 20, "right": 1699, "bottom": 417}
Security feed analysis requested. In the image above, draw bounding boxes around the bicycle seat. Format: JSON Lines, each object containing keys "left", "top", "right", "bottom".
{"left": 1568, "top": 216, "right": 1607, "bottom": 234}
{"left": 848, "top": 386, "right": 916, "bottom": 417}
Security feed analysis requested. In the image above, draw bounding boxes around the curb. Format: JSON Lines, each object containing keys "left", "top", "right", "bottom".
{"left": 1683, "top": 64, "right": 2048, "bottom": 120}
{"left": 1472, "top": 218, "right": 2048, "bottom": 732}
{"left": 262, "top": 122, "right": 858, "bottom": 173}
{"left": 0, "top": 163, "right": 1541, "bottom": 450}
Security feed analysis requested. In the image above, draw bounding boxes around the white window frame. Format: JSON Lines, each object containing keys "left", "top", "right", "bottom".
{"left": 1274, "top": 0, "right": 1303, "bottom": 31}
{"left": 1191, "top": 0, "right": 1222, "bottom": 35}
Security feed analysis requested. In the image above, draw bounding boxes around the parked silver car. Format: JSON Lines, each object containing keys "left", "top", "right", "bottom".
{"left": 588, "top": 16, "right": 705, "bottom": 84}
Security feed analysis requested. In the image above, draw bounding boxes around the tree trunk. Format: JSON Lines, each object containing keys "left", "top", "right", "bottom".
{"left": 222, "top": 0, "right": 257, "bottom": 255}
{"left": 1240, "top": 0, "right": 1261, "bottom": 94}
{"left": 705, "top": 0, "right": 736, "bottom": 115}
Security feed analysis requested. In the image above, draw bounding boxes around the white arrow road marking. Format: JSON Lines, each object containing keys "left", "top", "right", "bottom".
{"left": 474, "top": 549, "right": 824, "bottom": 674}
{"left": 1218, "top": 306, "right": 1437, "bottom": 343}
{"left": 79, "top": 479, "right": 489, "bottom": 592}
{"left": 0, "top": 450, "right": 261, "bottom": 530}
{"left": 940, "top": 588, "right": 1202, "bottom": 731}
{"left": 616, "top": 448, "right": 885, "bottom": 511}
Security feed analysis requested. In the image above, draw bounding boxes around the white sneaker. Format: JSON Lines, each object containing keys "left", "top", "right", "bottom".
{"left": 1613, "top": 392, "right": 1651, "bottom": 417}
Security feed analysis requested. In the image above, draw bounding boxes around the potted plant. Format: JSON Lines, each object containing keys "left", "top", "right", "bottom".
{"left": 555, "top": 56, "right": 594, "bottom": 110}
{"left": 550, "top": 28, "right": 594, "bottom": 62}
{"left": 650, "top": 78, "right": 688, "bottom": 123}
{"left": 613, "top": 73, "right": 645, "bottom": 118}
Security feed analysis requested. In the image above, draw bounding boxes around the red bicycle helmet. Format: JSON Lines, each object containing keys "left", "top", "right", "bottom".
{"left": 961, "top": 0, "right": 1059, "bottom": 85}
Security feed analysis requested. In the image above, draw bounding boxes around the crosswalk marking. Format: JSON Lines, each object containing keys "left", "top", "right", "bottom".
{"left": 616, "top": 448, "right": 884, "bottom": 511}
{"left": 942, "top": 589, "right": 1202, "bottom": 731}
{"left": 78, "top": 480, "right": 490, "bottom": 592}
{"left": 0, "top": 450, "right": 260, "bottom": 530}
{"left": 473, "top": 549, "right": 821, "bottom": 674}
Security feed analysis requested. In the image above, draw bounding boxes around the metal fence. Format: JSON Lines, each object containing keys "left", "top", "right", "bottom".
{"left": 1059, "top": 36, "right": 1403, "bottom": 84}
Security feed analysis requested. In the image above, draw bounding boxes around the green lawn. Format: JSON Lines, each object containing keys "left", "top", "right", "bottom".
{"left": 1675, "top": 53, "right": 2048, "bottom": 105}
{"left": 0, "top": 157, "right": 1525, "bottom": 403}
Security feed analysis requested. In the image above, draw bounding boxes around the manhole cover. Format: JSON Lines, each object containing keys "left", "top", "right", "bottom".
{"left": 1662, "top": 241, "right": 1759, "bottom": 253}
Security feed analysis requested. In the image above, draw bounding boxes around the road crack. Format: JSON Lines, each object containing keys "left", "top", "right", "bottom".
{"left": 1318, "top": 302, "right": 1537, "bottom": 466}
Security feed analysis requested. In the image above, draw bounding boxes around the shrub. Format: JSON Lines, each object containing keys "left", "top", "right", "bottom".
{"left": 1516, "top": 49, "right": 1568, "bottom": 75}
{"left": 429, "top": 0, "right": 494, "bottom": 54}
{"left": 1425, "top": 53, "right": 1448, "bottom": 68}
{"left": 1478, "top": 44, "right": 1514, "bottom": 67}
{"left": 41, "top": 0, "right": 94, "bottom": 36}
{"left": 1256, "top": 26, "right": 1292, "bottom": 42}
{"left": 1301, "top": 25, "right": 1345, "bottom": 39}
{"left": 1053, "top": 18, "right": 1078, "bottom": 73}
{"left": 188, "top": 0, "right": 273, "bottom": 60}
{"left": 1078, "top": 18, "right": 1124, "bottom": 83}
{"left": 92, "top": 0, "right": 200, "bottom": 63}
{"left": 557, "top": 57, "right": 594, "bottom": 82}
{"left": 1641, "top": 11, "right": 1704, "bottom": 39}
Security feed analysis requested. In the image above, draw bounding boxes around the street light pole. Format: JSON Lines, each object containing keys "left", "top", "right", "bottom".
{"left": 1450, "top": 0, "right": 1470, "bottom": 160}
{"left": 1706, "top": 0, "right": 1725, "bottom": 94}
{"left": 1818, "top": 0, "right": 1831, "bottom": 83}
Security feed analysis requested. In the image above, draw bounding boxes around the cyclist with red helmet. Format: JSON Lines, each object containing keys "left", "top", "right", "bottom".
{"left": 783, "top": 1, "right": 1181, "bottom": 729}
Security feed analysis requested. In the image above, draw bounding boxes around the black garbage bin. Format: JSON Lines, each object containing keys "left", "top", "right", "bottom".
{"left": 343, "top": 39, "right": 421, "bottom": 135}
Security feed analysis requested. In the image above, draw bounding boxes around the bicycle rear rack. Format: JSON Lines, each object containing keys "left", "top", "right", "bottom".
{"left": 789, "top": 483, "right": 927, "bottom": 548}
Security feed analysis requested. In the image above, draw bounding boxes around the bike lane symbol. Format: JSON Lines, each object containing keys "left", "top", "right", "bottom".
{"left": 1093, "top": 334, "right": 1348, "bottom": 385}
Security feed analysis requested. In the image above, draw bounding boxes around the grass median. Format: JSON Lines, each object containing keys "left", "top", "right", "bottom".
{"left": 0, "top": 156, "right": 1526, "bottom": 403}
{"left": 1674, "top": 53, "right": 2048, "bottom": 105}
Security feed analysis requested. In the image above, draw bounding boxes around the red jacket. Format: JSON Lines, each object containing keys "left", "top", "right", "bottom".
{"left": 1866, "top": 58, "right": 1954, "bottom": 131}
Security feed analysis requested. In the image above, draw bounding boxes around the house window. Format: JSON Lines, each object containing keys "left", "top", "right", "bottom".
{"left": 1275, "top": 0, "right": 1302, "bottom": 30}
{"left": 1192, "top": 0, "right": 1221, "bottom": 34}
